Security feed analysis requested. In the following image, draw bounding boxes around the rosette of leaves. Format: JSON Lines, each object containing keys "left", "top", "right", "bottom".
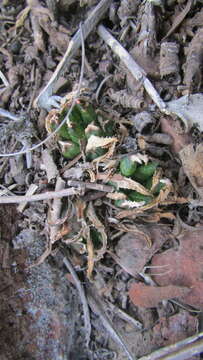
{"left": 47, "top": 100, "right": 115, "bottom": 160}
{"left": 115, "top": 157, "right": 166, "bottom": 207}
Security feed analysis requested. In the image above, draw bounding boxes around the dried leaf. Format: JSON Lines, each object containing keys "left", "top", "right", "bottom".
{"left": 166, "top": 93, "right": 203, "bottom": 131}
{"left": 152, "top": 311, "right": 198, "bottom": 348}
{"left": 160, "top": 116, "right": 191, "bottom": 153}
{"left": 41, "top": 149, "right": 58, "bottom": 182}
{"left": 86, "top": 135, "right": 117, "bottom": 152}
{"left": 116, "top": 200, "right": 145, "bottom": 208}
{"left": 129, "top": 283, "right": 190, "bottom": 308}
{"left": 84, "top": 226, "right": 94, "bottom": 280}
{"left": 150, "top": 229, "right": 203, "bottom": 309}
{"left": 114, "top": 224, "right": 170, "bottom": 276}
{"left": 86, "top": 202, "right": 107, "bottom": 261}
{"left": 180, "top": 144, "right": 203, "bottom": 199}
{"left": 160, "top": 42, "right": 180, "bottom": 81}
{"left": 163, "top": 0, "right": 193, "bottom": 40}
{"left": 15, "top": 6, "right": 31, "bottom": 30}
{"left": 110, "top": 174, "right": 152, "bottom": 195}
{"left": 106, "top": 192, "right": 127, "bottom": 200}
{"left": 184, "top": 28, "right": 203, "bottom": 91}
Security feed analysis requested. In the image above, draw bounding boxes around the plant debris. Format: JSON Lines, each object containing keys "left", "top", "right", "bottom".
{"left": 1, "top": 0, "right": 203, "bottom": 358}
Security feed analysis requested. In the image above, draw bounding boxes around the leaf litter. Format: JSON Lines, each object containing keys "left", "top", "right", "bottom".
{"left": 0, "top": 0, "right": 203, "bottom": 359}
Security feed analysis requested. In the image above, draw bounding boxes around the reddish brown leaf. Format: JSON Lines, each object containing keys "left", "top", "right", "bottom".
{"left": 152, "top": 311, "right": 198, "bottom": 347}
{"left": 115, "top": 225, "right": 171, "bottom": 276}
{"left": 129, "top": 283, "right": 189, "bottom": 308}
{"left": 151, "top": 230, "right": 203, "bottom": 309}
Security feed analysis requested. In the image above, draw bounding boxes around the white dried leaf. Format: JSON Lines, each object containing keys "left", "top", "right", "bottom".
{"left": 119, "top": 200, "right": 146, "bottom": 208}
{"left": 106, "top": 192, "right": 127, "bottom": 200}
{"left": 41, "top": 149, "right": 58, "bottom": 182}
{"left": 86, "top": 135, "right": 117, "bottom": 152}
{"left": 166, "top": 93, "right": 203, "bottom": 131}
{"left": 130, "top": 153, "right": 148, "bottom": 164}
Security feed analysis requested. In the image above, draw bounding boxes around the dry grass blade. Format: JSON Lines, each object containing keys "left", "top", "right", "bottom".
{"left": 85, "top": 226, "right": 95, "bottom": 280}
{"left": 106, "top": 192, "right": 127, "bottom": 200}
{"left": 117, "top": 200, "right": 146, "bottom": 209}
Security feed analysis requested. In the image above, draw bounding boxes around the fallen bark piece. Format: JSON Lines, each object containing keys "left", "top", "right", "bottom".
{"left": 129, "top": 283, "right": 190, "bottom": 308}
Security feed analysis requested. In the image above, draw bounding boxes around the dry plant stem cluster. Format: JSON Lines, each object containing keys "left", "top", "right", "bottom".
{"left": 62, "top": 255, "right": 91, "bottom": 348}
{"left": 139, "top": 332, "right": 203, "bottom": 360}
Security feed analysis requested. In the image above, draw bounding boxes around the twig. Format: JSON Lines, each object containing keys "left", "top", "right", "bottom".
{"left": 17, "top": 183, "right": 38, "bottom": 212}
{"left": 95, "top": 74, "right": 112, "bottom": 103}
{"left": 66, "top": 180, "right": 114, "bottom": 193}
{"left": 86, "top": 283, "right": 135, "bottom": 360}
{"left": 139, "top": 332, "right": 203, "bottom": 360}
{"left": 0, "top": 108, "right": 22, "bottom": 121}
{"left": 34, "top": 0, "right": 111, "bottom": 110}
{"left": 97, "top": 25, "right": 166, "bottom": 112}
{"left": 0, "top": 187, "right": 80, "bottom": 204}
{"left": 0, "top": 70, "right": 9, "bottom": 87}
{"left": 49, "top": 176, "right": 65, "bottom": 243}
{"left": 63, "top": 255, "right": 91, "bottom": 347}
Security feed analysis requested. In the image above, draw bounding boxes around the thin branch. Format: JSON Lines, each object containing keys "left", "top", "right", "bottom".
{"left": 97, "top": 24, "right": 166, "bottom": 112}
{"left": 66, "top": 180, "right": 114, "bottom": 193}
{"left": 139, "top": 332, "right": 203, "bottom": 360}
{"left": 34, "top": 0, "right": 111, "bottom": 110}
{"left": 63, "top": 255, "right": 91, "bottom": 347}
{"left": 0, "top": 187, "right": 80, "bottom": 204}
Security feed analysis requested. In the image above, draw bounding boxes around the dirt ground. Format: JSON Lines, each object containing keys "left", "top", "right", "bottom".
{"left": 0, "top": 0, "right": 203, "bottom": 359}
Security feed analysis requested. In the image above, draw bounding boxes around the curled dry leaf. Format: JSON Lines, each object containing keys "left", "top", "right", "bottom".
{"left": 129, "top": 283, "right": 190, "bottom": 308}
{"left": 86, "top": 135, "right": 117, "bottom": 152}
{"left": 179, "top": 144, "right": 203, "bottom": 199}
{"left": 86, "top": 202, "right": 107, "bottom": 261}
{"left": 184, "top": 28, "right": 203, "bottom": 92}
{"left": 166, "top": 93, "right": 203, "bottom": 131}
{"left": 149, "top": 230, "right": 203, "bottom": 309}
{"left": 110, "top": 174, "right": 152, "bottom": 195}
{"left": 108, "top": 89, "right": 145, "bottom": 110}
{"left": 160, "top": 42, "right": 180, "bottom": 83}
{"left": 160, "top": 116, "right": 191, "bottom": 153}
{"left": 114, "top": 224, "right": 170, "bottom": 277}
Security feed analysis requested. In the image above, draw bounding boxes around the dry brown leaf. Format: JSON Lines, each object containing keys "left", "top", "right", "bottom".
{"left": 152, "top": 311, "right": 198, "bottom": 348}
{"left": 184, "top": 28, "right": 203, "bottom": 92}
{"left": 180, "top": 144, "right": 203, "bottom": 199}
{"left": 129, "top": 283, "right": 190, "bottom": 308}
{"left": 113, "top": 224, "right": 170, "bottom": 276}
{"left": 150, "top": 229, "right": 203, "bottom": 309}
{"left": 163, "top": 0, "right": 193, "bottom": 40}
{"left": 110, "top": 174, "right": 152, "bottom": 195}
{"left": 160, "top": 116, "right": 191, "bottom": 153}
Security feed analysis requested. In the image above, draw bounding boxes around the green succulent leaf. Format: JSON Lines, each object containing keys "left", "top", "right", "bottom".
{"left": 120, "top": 157, "right": 137, "bottom": 177}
